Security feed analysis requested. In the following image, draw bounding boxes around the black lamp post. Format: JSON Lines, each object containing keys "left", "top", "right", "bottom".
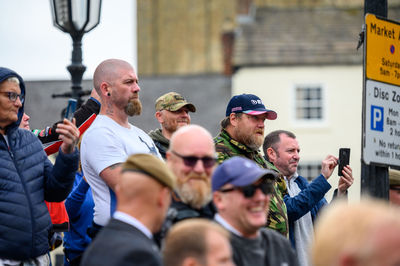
{"left": 50, "top": 0, "right": 102, "bottom": 107}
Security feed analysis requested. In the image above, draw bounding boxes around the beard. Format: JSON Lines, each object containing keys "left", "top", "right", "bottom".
{"left": 176, "top": 172, "right": 212, "bottom": 210}
{"left": 163, "top": 118, "right": 189, "bottom": 134}
{"left": 125, "top": 98, "right": 142, "bottom": 116}
{"left": 234, "top": 126, "right": 264, "bottom": 151}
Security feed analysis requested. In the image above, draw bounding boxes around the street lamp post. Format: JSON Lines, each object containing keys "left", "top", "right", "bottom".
{"left": 50, "top": 0, "right": 102, "bottom": 107}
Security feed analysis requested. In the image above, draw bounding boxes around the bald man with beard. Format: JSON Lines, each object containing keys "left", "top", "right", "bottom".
{"left": 81, "top": 59, "right": 161, "bottom": 236}
{"left": 155, "top": 125, "right": 217, "bottom": 243}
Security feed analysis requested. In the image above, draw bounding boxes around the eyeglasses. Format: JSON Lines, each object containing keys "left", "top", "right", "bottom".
{"left": 171, "top": 150, "right": 216, "bottom": 169}
{"left": 219, "top": 181, "right": 274, "bottom": 198}
{"left": 0, "top": 92, "right": 24, "bottom": 104}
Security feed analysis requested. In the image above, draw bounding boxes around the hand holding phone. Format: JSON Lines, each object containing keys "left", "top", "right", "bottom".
{"left": 338, "top": 148, "right": 350, "bottom": 176}
{"left": 64, "top": 99, "right": 77, "bottom": 121}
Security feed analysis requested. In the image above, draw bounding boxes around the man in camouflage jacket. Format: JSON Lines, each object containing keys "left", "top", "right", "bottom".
{"left": 214, "top": 93, "right": 289, "bottom": 237}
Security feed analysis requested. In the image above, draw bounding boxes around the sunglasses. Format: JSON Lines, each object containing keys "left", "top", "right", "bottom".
{"left": 0, "top": 91, "right": 24, "bottom": 104}
{"left": 219, "top": 181, "right": 274, "bottom": 198}
{"left": 171, "top": 150, "right": 216, "bottom": 169}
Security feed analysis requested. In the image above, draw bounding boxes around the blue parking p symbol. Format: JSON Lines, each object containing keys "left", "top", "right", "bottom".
{"left": 371, "top": 105, "right": 384, "bottom": 132}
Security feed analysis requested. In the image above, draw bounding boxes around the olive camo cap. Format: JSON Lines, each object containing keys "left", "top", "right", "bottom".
{"left": 155, "top": 92, "right": 196, "bottom": 112}
{"left": 122, "top": 153, "right": 176, "bottom": 190}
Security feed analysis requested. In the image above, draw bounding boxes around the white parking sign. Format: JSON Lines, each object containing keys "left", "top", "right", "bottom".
{"left": 364, "top": 80, "right": 400, "bottom": 165}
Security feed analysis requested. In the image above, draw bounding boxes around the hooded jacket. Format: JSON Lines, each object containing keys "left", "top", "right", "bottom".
{"left": 0, "top": 67, "right": 79, "bottom": 260}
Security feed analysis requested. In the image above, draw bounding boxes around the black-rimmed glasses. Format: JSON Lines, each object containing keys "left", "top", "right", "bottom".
{"left": 171, "top": 150, "right": 216, "bottom": 169}
{"left": 0, "top": 92, "right": 24, "bottom": 104}
{"left": 219, "top": 181, "right": 274, "bottom": 198}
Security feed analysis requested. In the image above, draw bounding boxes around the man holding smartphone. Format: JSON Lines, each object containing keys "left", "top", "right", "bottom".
{"left": 263, "top": 130, "right": 353, "bottom": 266}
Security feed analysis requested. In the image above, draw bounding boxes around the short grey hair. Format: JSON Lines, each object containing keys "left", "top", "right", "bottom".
{"left": 5, "top": 77, "right": 20, "bottom": 85}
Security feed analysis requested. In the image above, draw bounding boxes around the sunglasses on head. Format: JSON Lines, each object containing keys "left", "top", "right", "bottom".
{"left": 171, "top": 150, "right": 216, "bottom": 168}
{"left": 219, "top": 181, "right": 274, "bottom": 198}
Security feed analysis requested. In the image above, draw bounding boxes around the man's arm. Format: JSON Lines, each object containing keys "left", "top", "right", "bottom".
{"left": 284, "top": 155, "right": 337, "bottom": 221}
{"left": 39, "top": 95, "right": 101, "bottom": 155}
{"left": 99, "top": 163, "right": 122, "bottom": 192}
{"left": 65, "top": 177, "right": 91, "bottom": 219}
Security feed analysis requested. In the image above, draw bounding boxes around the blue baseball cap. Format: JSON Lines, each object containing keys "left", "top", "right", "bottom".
{"left": 225, "top": 94, "right": 277, "bottom": 120}
{"left": 212, "top": 157, "right": 277, "bottom": 192}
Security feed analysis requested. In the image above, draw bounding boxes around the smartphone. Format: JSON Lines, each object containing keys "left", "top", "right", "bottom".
{"left": 338, "top": 148, "right": 350, "bottom": 176}
{"left": 64, "top": 99, "right": 77, "bottom": 121}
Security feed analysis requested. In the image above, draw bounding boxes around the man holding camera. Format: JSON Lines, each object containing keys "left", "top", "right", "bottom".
{"left": 263, "top": 130, "right": 353, "bottom": 266}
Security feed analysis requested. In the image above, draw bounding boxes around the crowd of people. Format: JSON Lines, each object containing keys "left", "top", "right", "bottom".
{"left": 1, "top": 59, "right": 399, "bottom": 266}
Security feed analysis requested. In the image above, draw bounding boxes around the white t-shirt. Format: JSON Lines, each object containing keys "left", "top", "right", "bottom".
{"left": 81, "top": 115, "right": 161, "bottom": 226}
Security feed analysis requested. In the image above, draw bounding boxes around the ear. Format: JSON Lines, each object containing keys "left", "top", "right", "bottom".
{"left": 155, "top": 111, "right": 164, "bottom": 123}
{"left": 182, "top": 257, "right": 200, "bottom": 266}
{"left": 212, "top": 191, "right": 224, "bottom": 211}
{"left": 158, "top": 187, "right": 171, "bottom": 208}
{"left": 165, "top": 151, "right": 172, "bottom": 162}
{"left": 99, "top": 82, "right": 110, "bottom": 97}
{"left": 229, "top": 113, "right": 239, "bottom": 127}
{"left": 338, "top": 253, "right": 359, "bottom": 266}
{"left": 267, "top": 147, "right": 277, "bottom": 162}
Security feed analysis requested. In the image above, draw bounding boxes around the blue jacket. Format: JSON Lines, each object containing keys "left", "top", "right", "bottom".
{"left": 0, "top": 67, "right": 79, "bottom": 260}
{"left": 283, "top": 174, "right": 331, "bottom": 248}
{"left": 63, "top": 172, "right": 94, "bottom": 264}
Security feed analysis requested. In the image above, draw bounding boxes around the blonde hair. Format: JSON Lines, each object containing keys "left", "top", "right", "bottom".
{"left": 311, "top": 198, "right": 400, "bottom": 266}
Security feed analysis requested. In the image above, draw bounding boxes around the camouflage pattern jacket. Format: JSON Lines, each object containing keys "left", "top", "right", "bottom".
{"left": 214, "top": 129, "right": 289, "bottom": 237}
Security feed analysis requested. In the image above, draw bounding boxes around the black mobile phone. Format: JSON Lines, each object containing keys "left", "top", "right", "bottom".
{"left": 338, "top": 148, "right": 350, "bottom": 176}
{"left": 64, "top": 99, "right": 77, "bottom": 121}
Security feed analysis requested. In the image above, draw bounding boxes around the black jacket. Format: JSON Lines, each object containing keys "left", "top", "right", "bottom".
{"left": 81, "top": 218, "right": 162, "bottom": 266}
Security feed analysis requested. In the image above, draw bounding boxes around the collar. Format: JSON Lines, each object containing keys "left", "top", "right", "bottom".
{"left": 113, "top": 211, "right": 153, "bottom": 239}
{"left": 284, "top": 172, "right": 299, "bottom": 182}
{"left": 214, "top": 213, "right": 243, "bottom": 237}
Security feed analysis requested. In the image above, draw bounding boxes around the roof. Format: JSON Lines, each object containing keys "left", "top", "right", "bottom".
{"left": 233, "top": 6, "right": 400, "bottom": 67}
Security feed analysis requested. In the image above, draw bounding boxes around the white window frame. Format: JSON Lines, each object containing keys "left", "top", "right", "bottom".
{"left": 297, "top": 161, "right": 322, "bottom": 182}
{"left": 291, "top": 83, "right": 328, "bottom": 127}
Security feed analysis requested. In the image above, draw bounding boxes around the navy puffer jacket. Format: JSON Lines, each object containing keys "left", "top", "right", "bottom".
{"left": 0, "top": 67, "right": 79, "bottom": 260}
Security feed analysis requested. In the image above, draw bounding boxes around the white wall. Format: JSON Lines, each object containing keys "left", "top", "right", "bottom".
{"left": 233, "top": 65, "right": 363, "bottom": 202}
{"left": 0, "top": 0, "right": 137, "bottom": 81}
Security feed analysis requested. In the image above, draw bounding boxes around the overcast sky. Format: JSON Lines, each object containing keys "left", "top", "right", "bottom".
{"left": 0, "top": 0, "right": 136, "bottom": 81}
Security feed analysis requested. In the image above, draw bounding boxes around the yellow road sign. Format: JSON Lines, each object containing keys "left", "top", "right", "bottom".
{"left": 366, "top": 14, "right": 400, "bottom": 86}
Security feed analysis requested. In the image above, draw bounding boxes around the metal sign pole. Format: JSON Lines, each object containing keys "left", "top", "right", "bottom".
{"left": 361, "top": 0, "right": 389, "bottom": 199}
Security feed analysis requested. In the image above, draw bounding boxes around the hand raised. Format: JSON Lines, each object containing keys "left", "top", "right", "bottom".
{"left": 56, "top": 118, "right": 80, "bottom": 154}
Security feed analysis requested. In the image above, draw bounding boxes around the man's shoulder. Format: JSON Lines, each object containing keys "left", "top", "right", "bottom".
{"left": 260, "top": 228, "right": 294, "bottom": 252}
{"left": 214, "top": 131, "right": 241, "bottom": 162}
{"left": 94, "top": 218, "right": 154, "bottom": 245}
{"left": 82, "top": 219, "right": 161, "bottom": 266}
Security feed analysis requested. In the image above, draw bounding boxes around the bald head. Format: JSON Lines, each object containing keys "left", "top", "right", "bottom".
{"left": 93, "top": 59, "right": 133, "bottom": 94}
{"left": 169, "top": 125, "right": 215, "bottom": 153}
{"left": 167, "top": 125, "right": 216, "bottom": 209}
{"left": 116, "top": 171, "right": 160, "bottom": 206}
{"left": 116, "top": 170, "right": 172, "bottom": 232}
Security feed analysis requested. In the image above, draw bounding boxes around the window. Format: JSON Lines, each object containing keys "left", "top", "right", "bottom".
{"left": 295, "top": 86, "right": 323, "bottom": 120}
{"left": 297, "top": 162, "right": 321, "bottom": 182}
